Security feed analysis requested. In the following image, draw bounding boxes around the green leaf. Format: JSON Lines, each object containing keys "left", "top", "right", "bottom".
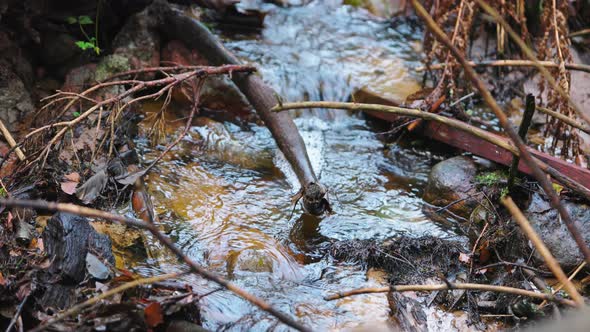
{"left": 73, "top": 111, "right": 81, "bottom": 117}
{"left": 75, "top": 40, "right": 95, "bottom": 51}
{"left": 93, "top": 46, "right": 101, "bottom": 55}
{"left": 78, "top": 15, "right": 94, "bottom": 25}
{"left": 66, "top": 16, "right": 78, "bottom": 24}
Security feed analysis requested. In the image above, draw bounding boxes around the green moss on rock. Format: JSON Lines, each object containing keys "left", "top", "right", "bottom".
{"left": 95, "top": 54, "right": 130, "bottom": 81}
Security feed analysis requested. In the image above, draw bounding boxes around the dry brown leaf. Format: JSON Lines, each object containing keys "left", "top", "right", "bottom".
{"left": 144, "top": 302, "right": 163, "bottom": 327}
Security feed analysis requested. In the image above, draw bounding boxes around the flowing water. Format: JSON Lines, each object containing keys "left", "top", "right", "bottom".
{"left": 136, "top": 1, "right": 466, "bottom": 330}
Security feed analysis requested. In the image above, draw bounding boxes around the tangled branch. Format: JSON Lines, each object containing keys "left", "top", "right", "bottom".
{"left": 19, "top": 65, "right": 255, "bottom": 170}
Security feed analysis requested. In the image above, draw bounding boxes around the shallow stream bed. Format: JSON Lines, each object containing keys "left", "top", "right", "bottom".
{"left": 136, "top": 1, "right": 467, "bottom": 330}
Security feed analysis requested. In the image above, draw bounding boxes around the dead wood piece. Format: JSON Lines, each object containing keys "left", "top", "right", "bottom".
{"left": 43, "top": 212, "right": 115, "bottom": 284}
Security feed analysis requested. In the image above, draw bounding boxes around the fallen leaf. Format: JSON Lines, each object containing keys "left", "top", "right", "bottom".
{"left": 16, "top": 282, "right": 31, "bottom": 300}
{"left": 478, "top": 242, "right": 491, "bottom": 263}
{"left": 552, "top": 183, "right": 564, "bottom": 195}
{"left": 458, "top": 252, "right": 471, "bottom": 264}
{"left": 144, "top": 302, "right": 163, "bottom": 327}
{"left": 61, "top": 181, "right": 78, "bottom": 195}
{"left": 76, "top": 169, "right": 108, "bottom": 204}
{"left": 0, "top": 272, "right": 6, "bottom": 286}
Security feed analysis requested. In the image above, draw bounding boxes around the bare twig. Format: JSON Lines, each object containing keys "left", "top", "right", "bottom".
{"left": 324, "top": 282, "right": 576, "bottom": 307}
{"left": 31, "top": 273, "right": 183, "bottom": 332}
{"left": 0, "top": 199, "right": 310, "bottom": 332}
{"left": 569, "top": 28, "right": 590, "bottom": 38}
{"left": 411, "top": 0, "right": 590, "bottom": 265}
{"left": 23, "top": 65, "right": 256, "bottom": 167}
{"left": 141, "top": 76, "right": 205, "bottom": 175}
{"left": 5, "top": 295, "right": 28, "bottom": 332}
{"left": 0, "top": 120, "right": 25, "bottom": 161}
{"left": 475, "top": 261, "right": 550, "bottom": 275}
{"left": 415, "top": 60, "right": 590, "bottom": 74}
{"left": 501, "top": 196, "right": 584, "bottom": 307}
{"left": 535, "top": 105, "right": 590, "bottom": 135}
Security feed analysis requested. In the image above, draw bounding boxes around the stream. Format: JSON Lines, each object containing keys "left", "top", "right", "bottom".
{"left": 136, "top": 1, "right": 466, "bottom": 330}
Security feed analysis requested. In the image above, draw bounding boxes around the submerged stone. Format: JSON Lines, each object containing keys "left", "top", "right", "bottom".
{"left": 232, "top": 248, "right": 274, "bottom": 274}
{"left": 423, "top": 156, "right": 480, "bottom": 219}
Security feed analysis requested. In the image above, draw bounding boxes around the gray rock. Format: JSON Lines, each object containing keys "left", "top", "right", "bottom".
{"left": 0, "top": 59, "right": 34, "bottom": 131}
{"left": 112, "top": 5, "right": 160, "bottom": 73}
{"left": 40, "top": 32, "right": 80, "bottom": 66}
{"left": 423, "top": 156, "right": 480, "bottom": 218}
{"left": 524, "top": 193, "right": 590, "bottom": 269}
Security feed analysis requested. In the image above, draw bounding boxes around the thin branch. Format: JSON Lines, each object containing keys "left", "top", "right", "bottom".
{"left": 535, "top": 105, "right": 590, "bottom": 135}
{"left": 411, "top": 0, "right": 590, "bottom": 265}
{"left": 416, "top": 60, "right": 590, "bottom": 74}
{"left": 501, "top": 196, "right": 584, "bottom": 307}
{"left": 5, "top": 295, "right": 28, "bottom": 332}
{"left": 569, "top": 28, "right": 590, "bottom": 38}
{"left": 324, "top": 282, "right": 576, "bottom": 307}
{"left": 0, "top": 120, "right": 25, "bottom": 161}
{"left": 475, "top": 261, "right": 550, "bottom": 275}
{"left": 0, "top": 199, "right": 310, "bottom": 332}
{"left": 31, "top": 273, "right": 184, "bottom": 332}
{"left": 23, "top": 65, "right": 255, "bottom": 148}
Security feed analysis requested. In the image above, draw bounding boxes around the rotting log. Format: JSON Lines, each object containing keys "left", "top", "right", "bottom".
{"left": 151, "top": 0, "right": 330, "bottom": 215}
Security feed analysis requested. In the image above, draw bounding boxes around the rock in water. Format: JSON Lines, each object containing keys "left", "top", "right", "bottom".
{"left": 524, "top": 193, "right": 590, "bottom": 269}
{"left": 423, "top": 156, "right": 479, "bottom": 218}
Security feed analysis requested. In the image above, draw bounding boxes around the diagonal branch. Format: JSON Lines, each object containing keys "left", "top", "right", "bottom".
{"left": 0, "top": 198, "right": 310, "bottom": 332}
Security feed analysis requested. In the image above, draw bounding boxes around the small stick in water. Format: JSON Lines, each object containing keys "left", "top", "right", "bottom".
{"left": 508, "top": 94, "right": 535, "bottom": 191}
